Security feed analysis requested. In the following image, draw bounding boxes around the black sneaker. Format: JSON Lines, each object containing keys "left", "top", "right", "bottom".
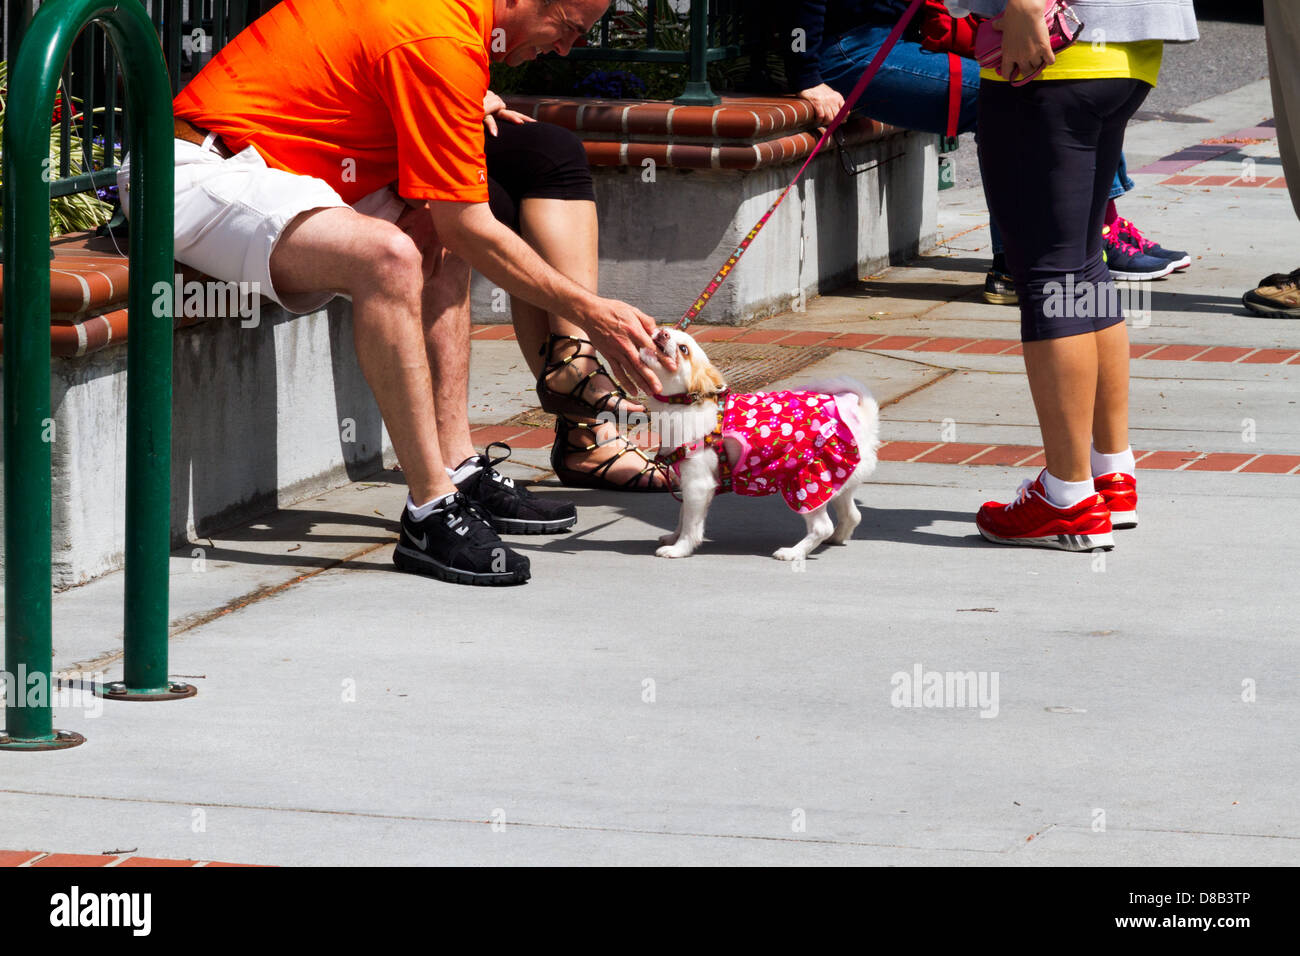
{"left": 983, "top": 269, "right": 1018, "bottom": 305}
{"left": 454, "top": 442, "right": 577, "bottom": 534}
{"left": 393, "top": 493, "right": 530, "bottom": 586}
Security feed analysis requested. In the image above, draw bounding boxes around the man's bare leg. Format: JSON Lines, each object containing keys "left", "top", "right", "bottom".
{"left": 416, "top": 245, "right": 478, "bottom": 470}
{"left": 269, "top": 206, "right": 455, "bottom": 504}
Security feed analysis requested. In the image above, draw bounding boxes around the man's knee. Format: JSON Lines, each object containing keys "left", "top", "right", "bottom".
{"left": 360, "top": 224, "right": 424, "bottom": 295}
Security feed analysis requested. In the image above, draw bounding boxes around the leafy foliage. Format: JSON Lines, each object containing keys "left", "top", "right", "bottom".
{"left": 0, "top": 60, "right": 119, "bottom": 238}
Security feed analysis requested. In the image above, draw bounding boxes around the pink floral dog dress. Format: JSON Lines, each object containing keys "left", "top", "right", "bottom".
{"left": 657, "top": 389, "right": 865, "bottom": 513}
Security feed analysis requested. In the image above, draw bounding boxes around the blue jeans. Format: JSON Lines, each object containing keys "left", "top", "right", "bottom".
{"left": 817, "top": 23, "right": 1133, "bottom": 258}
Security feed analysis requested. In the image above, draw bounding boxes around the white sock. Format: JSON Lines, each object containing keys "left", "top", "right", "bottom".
{"left": 447, "top": 456, "right": 483, "bottom": 485}
{"left": 406, "top": 491, "right": 456, "bottom": 521}
{"left": 1091, "top": 445, "right": 1135, "bottom": 478}
{"left": 1040, "top": 470, "right": 1096, "bottom": 508}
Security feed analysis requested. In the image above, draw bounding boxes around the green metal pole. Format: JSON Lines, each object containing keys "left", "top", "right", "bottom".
{"left": 675, "top": 0, "right": 719, "bottom": 106}
{"left": 2, "top": 0, "right": 190, "bottom": 752}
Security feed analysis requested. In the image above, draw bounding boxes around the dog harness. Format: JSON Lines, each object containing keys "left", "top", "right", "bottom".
{"left": 655, "top": 389, "right": 862, "bottom": 514}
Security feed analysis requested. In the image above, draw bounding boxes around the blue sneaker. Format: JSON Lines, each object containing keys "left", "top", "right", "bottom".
{"left": 1116, "top": 217, "right": 1191, "bottom": 271}
{"left": 1102, "top": 225, "right": 1178, "bottom": 280}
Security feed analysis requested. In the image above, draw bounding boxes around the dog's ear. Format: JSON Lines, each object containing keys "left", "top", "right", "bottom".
{"left": 687, "top": 356, "right": 727, "bottom": 398}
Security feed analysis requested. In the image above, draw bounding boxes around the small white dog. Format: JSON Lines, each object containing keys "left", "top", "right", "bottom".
{"left": 641, "top": 327, "right": 880, "bottom": 560}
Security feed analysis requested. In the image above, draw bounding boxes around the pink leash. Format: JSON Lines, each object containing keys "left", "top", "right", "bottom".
{"left": 674, "top": 0, "right": 927, "bottom": 330}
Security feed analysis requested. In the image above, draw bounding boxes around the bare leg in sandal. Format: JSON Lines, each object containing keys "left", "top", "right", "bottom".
{"left": 510, "top": 196, "right": 670, "bottom": 491}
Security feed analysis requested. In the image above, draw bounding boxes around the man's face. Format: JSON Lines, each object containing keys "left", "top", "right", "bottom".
{"left": 494, "top": 0, "right": 607, "bottom": 66}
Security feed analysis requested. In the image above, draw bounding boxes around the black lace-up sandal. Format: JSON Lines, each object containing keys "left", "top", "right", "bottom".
{"left": 550, "top": 415, "right": 671, "bottom": 492}
{"left": 535, "top": 333, "right": 639, "bottom": 422}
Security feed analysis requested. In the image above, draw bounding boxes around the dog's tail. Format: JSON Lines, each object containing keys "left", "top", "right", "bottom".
{"left": 803, "top": 376, "right": 880, "bottom": 473}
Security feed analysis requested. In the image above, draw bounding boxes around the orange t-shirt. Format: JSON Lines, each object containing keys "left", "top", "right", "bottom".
{"left": 174, "top": 0, "right": 491, "bottom": 205}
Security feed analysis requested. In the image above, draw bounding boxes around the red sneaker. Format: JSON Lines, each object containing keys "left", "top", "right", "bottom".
{"left": 1094, "top": 472, "right": 1138, "bottom": 529}
{"left": 976, "top": 475, "right": 1114, "bottom": 551}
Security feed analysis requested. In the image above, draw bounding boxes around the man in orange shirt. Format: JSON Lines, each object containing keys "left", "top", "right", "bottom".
{"left": 133, "top": 0, "right": 672, "bottom": 587}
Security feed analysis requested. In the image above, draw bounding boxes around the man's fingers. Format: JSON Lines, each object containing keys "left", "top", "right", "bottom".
{"left": 485, "top": 114, "right": 498, "bottom": 137}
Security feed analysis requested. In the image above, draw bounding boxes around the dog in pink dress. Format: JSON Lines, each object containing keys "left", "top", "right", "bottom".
{"left": 641, "top": 327, "right": 880, "bottom": 561}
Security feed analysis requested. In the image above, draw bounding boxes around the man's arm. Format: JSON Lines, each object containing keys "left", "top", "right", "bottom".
{"left": 427, "top": 199, "right": 671, "bottom": 397}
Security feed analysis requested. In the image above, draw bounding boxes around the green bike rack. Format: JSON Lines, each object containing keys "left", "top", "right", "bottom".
{"left": 2, "top": 0, "right": 192, "bottom": 752}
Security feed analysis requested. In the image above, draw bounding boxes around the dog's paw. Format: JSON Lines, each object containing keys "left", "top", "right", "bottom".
{"left": 656, "top": 544, "right": 693, "bottom": 559}
{"left": 658, "top": 531, "right": 679, "bottom": 546}
{"left": 772, "top": 547, "right": 806, "bottom": 561}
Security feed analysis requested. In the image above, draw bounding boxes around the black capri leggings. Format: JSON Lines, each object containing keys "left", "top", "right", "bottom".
{"left": 977, "top": 78, "right": 1150, "bottom": 342}
{"left": 483, "top": 120, "right": 595, "bottom": 232}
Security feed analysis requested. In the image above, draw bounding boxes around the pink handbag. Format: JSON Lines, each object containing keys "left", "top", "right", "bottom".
{"left": 975, "top": 0, "right": 1085, "bottom": 86}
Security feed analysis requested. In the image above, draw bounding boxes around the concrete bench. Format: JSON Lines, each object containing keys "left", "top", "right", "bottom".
{"left": 0, "top": 233, "right": 388, "bottom": 588}
{"left": 470, "top": 94, "right": 937, "bottom": 325}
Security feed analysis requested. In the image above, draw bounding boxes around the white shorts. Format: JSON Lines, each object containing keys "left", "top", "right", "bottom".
{"left": 119, "top": 138, "right": 406, "bottom": 314}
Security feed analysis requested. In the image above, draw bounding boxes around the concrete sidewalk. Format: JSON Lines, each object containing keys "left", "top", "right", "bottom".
{"left": 2, "top": 79, "right": 1297, "bottom": 867}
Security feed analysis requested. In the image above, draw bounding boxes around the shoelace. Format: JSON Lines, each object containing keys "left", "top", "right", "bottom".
{"left": 442, "top": 492, "right": 498, "bottom": 543}
{"left": 1115, "top": 217, "right": 1154, "bottom": 253}
{"left": 479, "top": 441, "right": 532, "bottom": 496}
{"left": 1102, "top": 224, "right": 1142, "bottom": 258}
{"left": 1004, "top": 478, "right": 1035, "bottom": 511}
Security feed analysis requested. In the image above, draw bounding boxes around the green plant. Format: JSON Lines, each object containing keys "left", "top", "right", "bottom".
{"left": 0, "top": 59, "right": 117, "bottom": 238}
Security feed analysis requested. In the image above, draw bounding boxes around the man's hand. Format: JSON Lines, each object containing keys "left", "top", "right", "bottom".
{"left": 483, "top": 90, "right": 534, "bottom": 137}
{"left": 575, "top": 298, "right": 671, "bottom": 399}
{"left": 992, "top": 0, "right": 1055, "bottom": 83}
{"left": 799, "top": 83, "right": 846, "bottom": 125}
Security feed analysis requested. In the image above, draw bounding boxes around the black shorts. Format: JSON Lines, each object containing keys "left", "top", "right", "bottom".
{"left": 484, "top": 120, "right": 595, "bottom": 231}
{"left": 977, "top": 78, "right": 1150, "bottom": 342}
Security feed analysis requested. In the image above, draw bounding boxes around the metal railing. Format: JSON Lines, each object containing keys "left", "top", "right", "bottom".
{"left": 1, "top": 0, "right": 188, "bottom": 752}
{"left": 568, "top": 0, "right": 752, "bottom": 105}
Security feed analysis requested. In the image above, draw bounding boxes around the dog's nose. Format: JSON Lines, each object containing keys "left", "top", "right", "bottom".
{"left": 654, "top": 329, "right": 670, "bottom": 349}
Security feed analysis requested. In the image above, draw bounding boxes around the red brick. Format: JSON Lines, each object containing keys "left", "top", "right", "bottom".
{"left": 915, "top": 442, "right": 992, "bottom": 464}
{"left": 1002, "top": 343, "right": 1025, "bottom": 356}
{"left": 117, "top": 857, "right": 201, "bottom": 867}
{"left": 0, "top": 851, "right": 42, "bottom": 866}
{"left": 912, "top": 337, "right": 974, "bottom": 353}
{"left": 733, "top": 329, "right": 795, "bottom": 344}
{"left": 503, "top": 427, "right": 556, "bottom": 449}
{"left": 829, "top": 333, "right": 888, "bottom": 348}
{"left": 691, "top": 327, "right": 746, "bottom": 342}
{"left": 32, "top": 854, "right": 116, "bottom": 867}
{"left": 1129, "top": 343, "right": 1164, "bottom": 358}
{"left": 1240, "top": 455, "right": 1300, "bottom": 474}
{"left": 1265, "top": 177, "right": 1289, "bottom": 188}
{"left": 583, "top": 141, "right": 622, "bottom": 167}
{"left": 470, "top": 325, "right": 515, "bottom": 341}
{"left": 1241, "top": 349, "right": 1299, "bottom": 364}
{"left": 877, "top": 441, "right": 941, "bottom": 462}
{"left": 1137, "top": 450, "right": 1198, "bottom": 470}
{"left": 955, "top": 339, "right": 1017, "bottom": 354}
{"left": 204, "top": 862, "right": 271, "bottom": 867}
{"left": 1018, "top": 451, "right": 1047, "bottom": 468}
{"left": 1192, "top": 346, "right": 1254, "bottom": 363}
{"left": 963, "top": 445, "right": 1044, "bottom": 466}
{"left": 1186, "top": 453, "right": 1257, "bottom": 472}
{"left": 1160, "top": 175, "right": 1201, "bottom": 185}
{"left": 1144, "top": 344, "right": 1208, "bottom": 361}
{"left": 469, "top": 426, "right": 530, "bottom": 445}
{"left": 868, "top": 335, "right": 930, "bottom": 350}
{"left": 1196, "top": 175, "right": 1236, "bottom": 186}
{"left": 776, "top": 331, "right": 838, "bottom": 347}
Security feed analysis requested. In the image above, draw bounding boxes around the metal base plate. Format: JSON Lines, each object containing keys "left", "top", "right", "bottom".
{"left": 100, "top": 682, "right": 198, "bottom": 702}
{"left": 0, "top": 730, "right": 86, "bottom": 751}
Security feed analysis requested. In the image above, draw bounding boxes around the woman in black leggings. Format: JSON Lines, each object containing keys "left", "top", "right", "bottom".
{"left": 971, "top": 0, "right": 1196, "bottom": 551}
{"left": 484, "top": 97, "right": 666, "bottom": 491}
